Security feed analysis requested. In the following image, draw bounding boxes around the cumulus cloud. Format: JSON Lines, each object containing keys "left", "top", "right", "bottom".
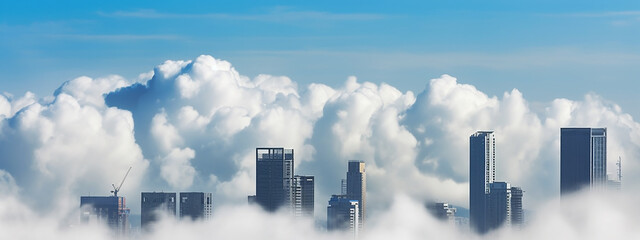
{"left": 1, "top": 54, "right": 640, "bottom": 239}
{"left": 0, "top": 76, "right": 149, "bottom": 214}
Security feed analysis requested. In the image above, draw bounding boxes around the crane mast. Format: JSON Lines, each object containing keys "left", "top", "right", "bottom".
{"left": 111, "top": 167, "right": 132, "bottom": 197}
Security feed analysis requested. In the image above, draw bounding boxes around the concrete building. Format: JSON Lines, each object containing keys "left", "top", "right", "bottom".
{"left": 469, "top": 131, "right": 495, "bottom": 233}
{"left": 255, "top": 148, "right": 294, "bottom": 212}
{"left": 141, "top": 192, "right": 176, "bottom": 229}
{"left": 179, "top": 192, "right": 213, "bottom": 221}
{"left": 293, "top": 175, "right": 314, "bottom": 217}
{"left": 80, "top": 196, "right": 130, "bottom": 235}
{"left": 327, "top": 195, "right": 359, "bottom": 238}
{"left": 346, "top": 160, "right": 366, "bottom": 227}
{"left": 560, "top": 128, "right": 607, "bottom": 195}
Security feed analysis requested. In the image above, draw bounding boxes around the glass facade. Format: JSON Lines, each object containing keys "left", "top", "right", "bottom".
{"left": 560, "top": 128, "right": 607, "bottom": 195}
{"left": 255, "top": 148, "right": 294, "bottom": 212}
{"left": 179, "top": 192, "right": 213, "bottom": 220}
{"left": 327, "top": 194, "right": 359, "bottom": 238}
{"left": 469, "top": 131, "right": 495, "bottom": 234}
{"left": 346, "top": 160, "right": 366, "bottom": 227}
{"left": 293, "top": 175, "right": 314, "bottom": 217}
{"left": 141, "top": 192, "right": 176, "bottom": 229}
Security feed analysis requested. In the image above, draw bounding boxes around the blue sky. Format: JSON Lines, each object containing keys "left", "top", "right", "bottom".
{"left": 2, "top": 0, "right": 640, "bottom": 117}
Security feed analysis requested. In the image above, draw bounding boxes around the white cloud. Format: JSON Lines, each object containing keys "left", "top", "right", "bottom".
{"left": 54, "top": 75, "right": 128, "bottom": 107}
{"left": 1, "top": 55, "right": 639, "bottom": 239}
{"left": 0, "top": 78, "right": 149, "bottom": 214}
{"left": 160, "top": 147, "right": 196, "bottom": 190}
{"left": 0, "top": 170, "right": 18, "bottom": 196}
{"left": 0, "top": 94, "right": 11, "bottom": 118}
{"left": 1, "top": 188, "right": 639, "bottom": 240}
{"left": 151, "top": 111, "right": 184, "bottom": 152}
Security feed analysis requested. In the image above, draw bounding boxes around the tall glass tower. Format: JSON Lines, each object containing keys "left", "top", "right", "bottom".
{"left": 347, "top": 160, "right": 366, "bottom": 228}
{"left": 469, "top": 131, "right": 495, "bottom": 234}
{"left": 560, "top": 128, "right": 607, "bottom": 195}
{"left": 256, "top": 148, "right": 294, "bottom": 212}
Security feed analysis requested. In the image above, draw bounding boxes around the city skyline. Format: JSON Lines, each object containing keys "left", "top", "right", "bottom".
{"left": 2, "top": 1, "right": 640, "bottom": 239}
{"left": 2, "top": 56, "right": 636, "bottom": 234}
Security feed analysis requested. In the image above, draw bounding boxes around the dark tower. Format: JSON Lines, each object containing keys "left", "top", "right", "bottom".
{"left": 346, "top": 160, "right": 366, "bottom": 227}
{"left": 255, "top": 148, "right": 294, "bottom": 212}
{"left": 561, "top": 128, "right": 607, "bottom": 195}
{"left": 141, "top": 192, "right": 176, "bottom": 229}
{"left": 469, "top": 131, "right": 495, "bottom": 233}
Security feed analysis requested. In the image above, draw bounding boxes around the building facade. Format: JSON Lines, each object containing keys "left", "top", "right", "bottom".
{"left": 469, "top": 131, "right": 495, "bottom": 233}
{"left": 80, "top": 196, "right": 130, "bottom": 235}
{"left": 293, "top": 175, "right": 314, "bottom": 217}
{"left": 510, "top": 187, "right": 524, "bottom": 227}
{"left": 346, "top": 160, "right": 366, "bottom": 227}
{"left": 179, "top": 192, "right": 213, "bottom": 220}
{"left": 486, "top": 182, "right": 511, "bottom": 231}
{"left": 560, "top": 128, "right": 607, "bottom": 195}
{"left": 256, "top": 148, "right": 294, "bottom": 212}
{"left": 327, "top": 195, "right": 359, "bottom": 238}
{"left": 141, "top": 192, "right": 176, "bottom": 229}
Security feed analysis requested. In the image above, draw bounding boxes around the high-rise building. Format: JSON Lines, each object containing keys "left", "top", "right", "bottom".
{"left": 293, "top": 175, "right": 314, "bottom": 217}
{"left": 80, "top": 196, "right": 130, "bottom": 235}
{"left": 469, "top": 131, "right": 495, "bottom": 233}
{"left": 256, "top": 148, "right": 294, "bottom": 212}
{"left": 486, "top": 182, "right": 511, "bottom": 231}
{"left": 141, "top": 192, "right": 176, "bottom": 229}
{"left": 510, "top": 187, "right": 524, "bottom": 227}
{"left": 179, "top": 192, "right": 213, "bottom": 221}
{"left": 346, "top": 160, "right": 366, "bottom": 227}
{"left": 341, "top": 179, "right": 347, "bottom": 195}
{"left": 327, "top": 195, "right": 359, "bottom": 238}
{"left": 560, "top": 128, "right": 607, "bottom": 195}
{"left": 426, "top": 202, "right": 457, "bottom": 224}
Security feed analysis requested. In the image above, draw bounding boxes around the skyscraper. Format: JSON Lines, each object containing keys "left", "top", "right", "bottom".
{"left": 141, "top": 192, "right": 176, "bottom": 229}
{"left": 560, "top": 128, "right": 607, "bottom": 195}
{"left": 327, "top": 195, "right": 359, "bottom": 238}
{"left": 255, "top": 147, "right": 294, "bottom": 212}
{"left": 486, "top": 182, "right": 511, "bottom": 231}
{"left": 469, "top": 131, "right": 495, "bottom": 233}
{"left": 293, "top": 175, "right": 314, "bottom": 217}
{"left": 179, "top": 192, "right": 213, "bottom": 221}
{"left": 80, "top": 196, "right": 130, "bottom": 235}
{"left": 346, "top": 160, "right": 366, "bottom": 227}
{"left": 510, "top": 187, "right": 524, "bottom": 227}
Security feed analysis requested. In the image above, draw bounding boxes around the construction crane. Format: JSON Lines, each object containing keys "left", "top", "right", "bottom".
{"left": 111, "top": 166, "right": 132, "bottom": 197}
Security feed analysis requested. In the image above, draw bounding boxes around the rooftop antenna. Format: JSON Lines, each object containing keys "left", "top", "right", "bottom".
{"left": 111, "top": 167, "right": 132, "bottom": 197}
{"left": 617, "top": 157, "right": 622, "bottom": 182}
